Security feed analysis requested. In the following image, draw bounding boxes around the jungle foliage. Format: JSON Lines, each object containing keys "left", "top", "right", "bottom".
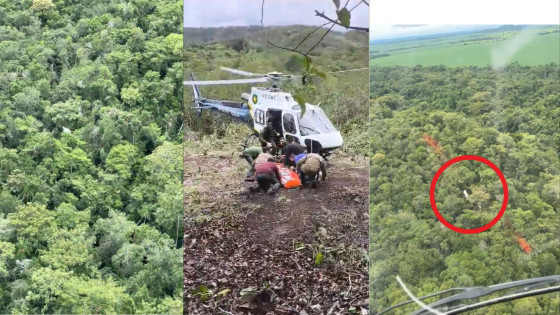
{"left": 0, "top": 0, "right": 183, "bottom": 313}
{"left": 369, "top": 64, "right": 560, "bottom": 314}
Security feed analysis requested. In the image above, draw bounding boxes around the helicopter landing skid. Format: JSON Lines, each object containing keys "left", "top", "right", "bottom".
{"left": 241, "top": 133, "right": 260, "bottom": 150}
{"left": 320, "top": 151, "right": 333, "bottom": 162}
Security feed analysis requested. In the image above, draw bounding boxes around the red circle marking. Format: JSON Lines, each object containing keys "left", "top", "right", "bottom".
{"left": 430, "top": 155, "right": 508, "bottom": 234}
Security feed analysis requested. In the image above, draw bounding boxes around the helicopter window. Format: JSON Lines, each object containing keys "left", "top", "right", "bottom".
{"left": 298, "top": 108, "right": 337, "bottom": 136}
{"left": 283, "top": 113, "right": 297, "bottom": 134}
{"left": 255, "top": 109, "right": 265, "bottom": 125}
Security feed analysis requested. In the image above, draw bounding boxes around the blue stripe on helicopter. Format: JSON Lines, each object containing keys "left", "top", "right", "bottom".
{"left": 195, "top": 99, "right": 252, "bottom": 124}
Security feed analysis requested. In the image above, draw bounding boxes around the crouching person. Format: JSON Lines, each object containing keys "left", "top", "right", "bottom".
{"left": 250, "top": 158, "right": 282, "bottom": 195}
{"left": 296, "top": 153, "right": 327, "bottom": 188}
{"left": 241, "top": 146, "right": 263, "bottom": 180}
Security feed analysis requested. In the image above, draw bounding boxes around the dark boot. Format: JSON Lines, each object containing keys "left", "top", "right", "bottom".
{"left": 245, "top": 168, "right": 255, "bottom": 181}
{"left": 310, "top": 172, "right": 319, "bottom": 188}
{"left": 268, "top": 182, "right": 281, "bottom": 195}
{"left": 299, "top": 172, "right": 307, "bottom": 187}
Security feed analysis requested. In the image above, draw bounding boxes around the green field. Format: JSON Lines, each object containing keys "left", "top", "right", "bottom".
{"left": 370, "top": 31, "right": 560, "bottom": 67}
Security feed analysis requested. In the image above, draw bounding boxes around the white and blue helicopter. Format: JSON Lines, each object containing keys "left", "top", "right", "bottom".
{"left": 183, "top": 66, "right": 366, "bottom": 159}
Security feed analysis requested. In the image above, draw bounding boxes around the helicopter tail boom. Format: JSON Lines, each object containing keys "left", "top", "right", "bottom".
{"left": 189, "top": 73, "right": 202, "bottom": 100}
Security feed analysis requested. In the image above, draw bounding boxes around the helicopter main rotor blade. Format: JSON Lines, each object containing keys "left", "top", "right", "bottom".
{"left": 219, "top": 67, "right": 266, "bottom": 77}
{"left": 183, "top": 77, "right": 269, "bottom": 86}
{"left": 326, "top": 67, "right": 369, "bottom": 74}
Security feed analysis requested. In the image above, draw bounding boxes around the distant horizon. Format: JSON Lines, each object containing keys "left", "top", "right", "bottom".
{"left": 370, "top": 25, "right": 504, "bottom": 41}
{"left": 369, "top": 24, "right": 558, "bottom": 41}
{"left": 183, "top": 24, "right": 353, "bottom": 36}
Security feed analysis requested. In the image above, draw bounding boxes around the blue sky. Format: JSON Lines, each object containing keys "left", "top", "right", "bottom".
{"left": 184, "top": 0, "right": 369, "bottom": 31}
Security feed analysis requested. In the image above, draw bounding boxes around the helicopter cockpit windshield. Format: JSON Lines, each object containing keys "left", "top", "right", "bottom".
{"left": 292, "top": 105, "right": 337, "bottom": 136}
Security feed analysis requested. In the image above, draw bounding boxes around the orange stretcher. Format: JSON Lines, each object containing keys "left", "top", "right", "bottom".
{"left": 275, "top": 163, "right": 301, "bottom": 188}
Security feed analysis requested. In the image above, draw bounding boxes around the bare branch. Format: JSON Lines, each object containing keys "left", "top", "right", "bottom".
{"left": 260, "top": 0, "right": 313, "bottom": 70}
{"left": 294, "top": 21, "right": 333, "bottom": 51}
{"left": 349, "top": 0, "right": 363, "bottom": 11}
{"left": 265, "top": 39, "right": 311, "bottom": 70}
{"left": 261, "top": 0, "right": 265, "bottom": 27}
{"left": 314, "top": 10, "right": 369, "bottom": 32}
{"left": 259, "top": 0, "right": 368, "bottom": 75}
{"left": 306, "top": 24, "right": 335, "bottom": 55}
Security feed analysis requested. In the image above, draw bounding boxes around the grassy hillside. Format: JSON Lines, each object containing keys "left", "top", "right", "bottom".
{"left": 186, "top": 26, "right": 368, "bottom": 56}
{"left": 370, "top": 26, "right": 560, "bottom": 67}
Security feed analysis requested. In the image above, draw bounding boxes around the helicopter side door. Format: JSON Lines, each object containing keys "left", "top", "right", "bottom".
{"left": 281, "top": 112, "right": 301, "bottom": 144}
{"left": 266, "top": 110, "right": 283, "bottom": 135}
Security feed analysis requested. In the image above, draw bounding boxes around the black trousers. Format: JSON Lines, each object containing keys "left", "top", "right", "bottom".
{"left": 262, "top": 137, "right": 279, "bottom": 155}
{"left": 284, "top": 159, "right": 296, "bottom": 167}
{"left": 243, "top": 155, "right": 255, "bottom": 178}
{"left": 299, "top": 171, "right": 319, "bottom": 186}
{"left": 255, "top": 173, "right": 281, "bottom": 193}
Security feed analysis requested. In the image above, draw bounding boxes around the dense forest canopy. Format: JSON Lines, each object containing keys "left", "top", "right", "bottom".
{"left": 369, "top": 64, "right": 560, "bottom": 314}
{"left": 0, "top": 0, "right": 183, "bottom": 313}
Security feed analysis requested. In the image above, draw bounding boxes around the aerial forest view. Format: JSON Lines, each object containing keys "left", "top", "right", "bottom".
{"left": 0, "top": 0, "right": 183, "bottom": 313}
{"left": 369, "top": 26, "right": 560, "bottom": 314}
{"left": 183, "top": 1, "right": 370, "bottom": 313}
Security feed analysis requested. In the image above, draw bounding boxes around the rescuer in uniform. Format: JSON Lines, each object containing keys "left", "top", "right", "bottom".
{"left": 250, "top": 158, "right": 282, "bottom": 195}
{"left": 296, "top": 153, "right": 327, "bottom": 188}
{"left": 240, "top": 146, "right": 263, "bottom": 180}
{"left": 259, "top": 118, "right": 281, "bottom": 154}
{"left": 282, "top": 141, "right": 307, "bottom": 167}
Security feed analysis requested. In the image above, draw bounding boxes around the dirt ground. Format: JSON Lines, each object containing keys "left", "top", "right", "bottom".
{"left": 184, "top": 152, "right": 369, "bottom": 314}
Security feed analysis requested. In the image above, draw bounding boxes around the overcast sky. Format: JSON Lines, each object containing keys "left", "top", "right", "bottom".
{"left": 184, "top": 0, "right": 369, "bottom": 31}
{"left": 369, "top": 0, "right": 559, "bottom": 40}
